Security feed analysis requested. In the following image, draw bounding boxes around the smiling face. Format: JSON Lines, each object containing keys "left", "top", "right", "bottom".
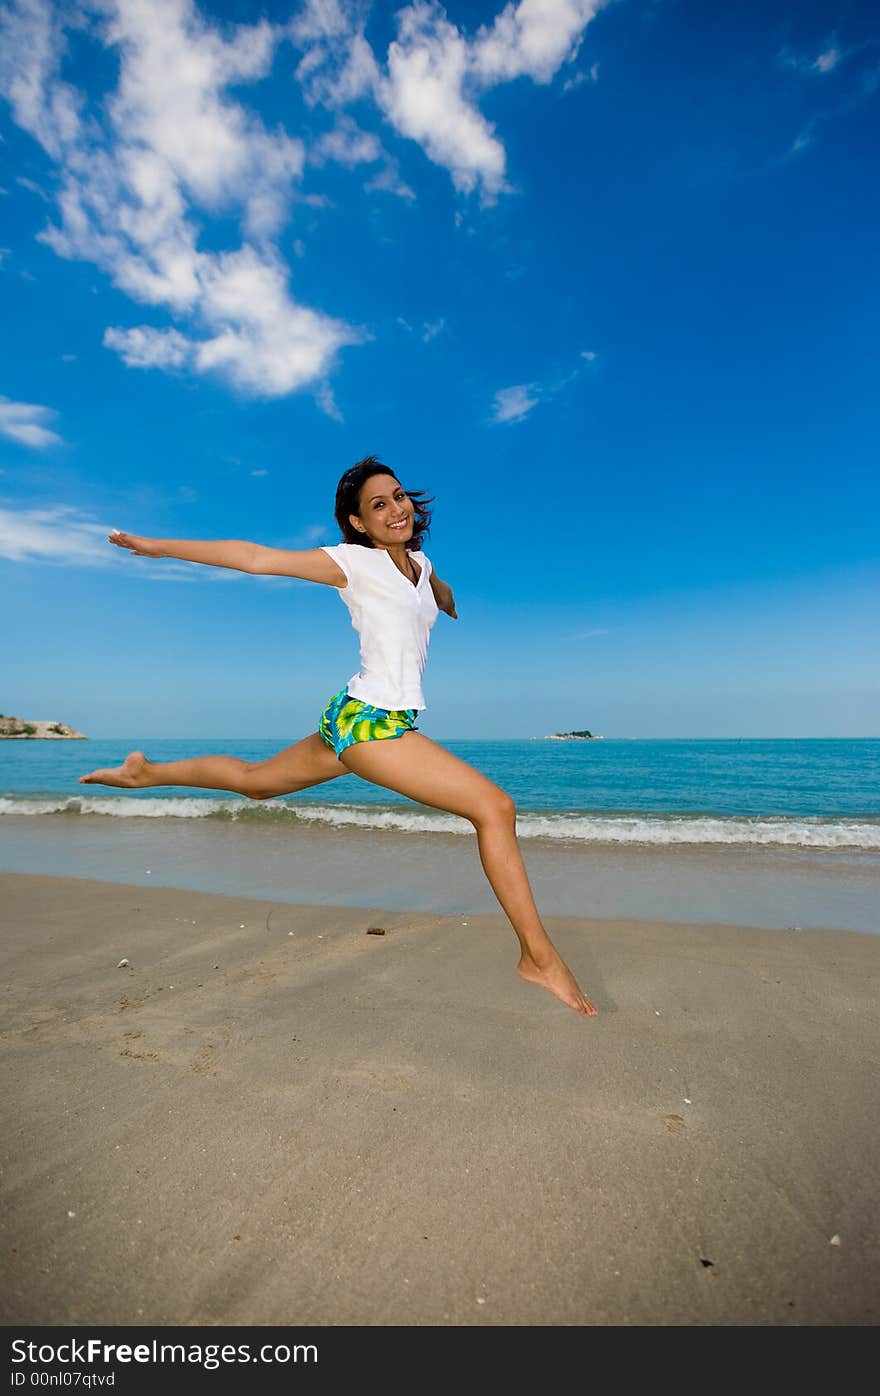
{"left": 350, "top": 473, "right": 415, "bottom": 547}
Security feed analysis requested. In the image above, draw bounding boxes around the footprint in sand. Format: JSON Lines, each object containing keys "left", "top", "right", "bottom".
{"left": 663, "top": 1113, "right": 687, "bottom": 1135}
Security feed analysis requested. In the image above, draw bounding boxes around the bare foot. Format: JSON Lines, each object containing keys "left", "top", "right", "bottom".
{"left": 518, "top": 950, "right": 598, "bottom": 1016}
{"left": 78, "top": 750, "right": 152, "bottom": 788}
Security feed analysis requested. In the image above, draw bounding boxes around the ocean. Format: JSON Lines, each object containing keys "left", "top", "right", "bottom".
{"left": 2, "top": 736, "right": 878, "bottom": 848}
{"left": 2, "top": 737, "right": 878, "bottom": 931}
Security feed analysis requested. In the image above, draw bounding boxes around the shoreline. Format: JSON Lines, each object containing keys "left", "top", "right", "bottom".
{"left": 1, "top": 811, "right": 877, "bottom": 933}
{"left": 2, "top": 871, "right": 878, "bottom": 1325}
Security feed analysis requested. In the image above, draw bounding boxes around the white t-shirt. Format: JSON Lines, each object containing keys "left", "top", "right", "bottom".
{"left": 320, "top": 543, "right": 440, "bottom": 711}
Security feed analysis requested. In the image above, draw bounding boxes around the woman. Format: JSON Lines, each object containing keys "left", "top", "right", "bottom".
{"left": 80, "top": 456, "right": 597, "bottom": 1017}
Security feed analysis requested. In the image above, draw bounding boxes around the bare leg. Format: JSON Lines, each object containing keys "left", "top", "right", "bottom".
{"left": 79, "top": 731, "right": 349, "bottom": 798}
{"left": 339, "top": 732, "right": 597, "bottom": 1017}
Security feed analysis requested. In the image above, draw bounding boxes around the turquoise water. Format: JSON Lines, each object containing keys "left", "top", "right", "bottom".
{"left": 2, "top": 737, "right": 878, "bottom": 851}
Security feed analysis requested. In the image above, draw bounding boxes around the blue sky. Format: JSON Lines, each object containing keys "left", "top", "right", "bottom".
{"left": 1, "top": 0, "right": 877, "bottom": 739}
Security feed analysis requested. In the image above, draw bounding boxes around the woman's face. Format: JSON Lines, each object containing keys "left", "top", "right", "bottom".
{"left": 351, "top": 474, "right": 414, "bottom": 546}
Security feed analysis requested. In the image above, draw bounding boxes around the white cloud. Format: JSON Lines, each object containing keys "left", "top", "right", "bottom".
{"left": 312, "top": 114, "right": 383, "bottom": 166}
{"left": 377, "top": 0, "right": 605, "bottom": 197}
{"left": 0, "top": 1, "right": 82, "bottom": 160}
{"left": 294, "top": 19, "right": 381, "bottom": 109}
{"left": 491, "top": 383, "right": 539, "bottom": 423}
{"left": 0, "top": 0, "right": 359, "bottom": 400}
{"left": 380, "top": 3, "right": 508, "bottom": 198}
{"left": 194, "top": 247, "right": 362, "bottom": 398}
{"left": 291, "top": 0, "right": 605, "bottom": 200}
{"left": 290, "top": 0, "right": 352, "bottom": 44}
{"left": 472, "top": 0, "right": 602, "bottom": 85}
{"left": 0, "top": 394, "right": 62, "bottom": 446}
{"left": 104, "top": 249, "right": 362, "bottom": 398}
{"left": 104, "top": 0, "right": 300, "bottom": 238}
{"left": 103, "top": 325, "right": 191, "bottom": 369}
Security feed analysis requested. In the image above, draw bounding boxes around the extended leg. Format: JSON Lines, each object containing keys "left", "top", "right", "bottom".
{"left": 78, "top": 731, "right": 349, "bottom": 798}
{"left": 339, "top": 732, "right": 597, "bottom": 1017}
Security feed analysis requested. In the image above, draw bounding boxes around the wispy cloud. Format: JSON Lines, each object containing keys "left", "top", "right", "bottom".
{"left": 491, "top": 383, "right": 540, "bottom": 424}
{"left": 397, "top": 314, "right": 447, "bottom": 342}
{"left": 287, "top": 521, "right": 329, "bottom": 547}
{"left": 364, "top": 160, "right": 415, "bottom": 199}
{"left": 0, "top": 395, "right": 62, "bottom": 447}
{"left": 0, "top": 500, "right": 241, "bottom": 580}
{"left": 311, "top": 114, "right": 383, "bottom": 167}
{"left": 814, "top": 48, "right": 842, "bottom": 74}
{"left": 490, "top": 349, "right": 599, "bottom": 425}
{"left": 15, "top": 175, "right": 49, "bottom": 200}
{"left": 0, "top": 503, "right": 120, "bottom": 565}
{"left": 781, "top": 41, "right": 879, "bottom": 159}
{"left": 316, "top": 379, "right": 344, "bottom": 422}
{"left": 563, "top": 60, "right": 599, "bottom": 92}
{"left": 779, "top": 44, "right": 847, "bottom": 77}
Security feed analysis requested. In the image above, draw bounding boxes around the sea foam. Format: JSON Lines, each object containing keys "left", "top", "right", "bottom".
{"left": 1, "top": 795, "right": 878, "bottom": 850}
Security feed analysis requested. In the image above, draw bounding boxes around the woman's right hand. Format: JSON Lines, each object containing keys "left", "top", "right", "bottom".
{"left": 108, "top": 530, "right": 165, "bottom": 559}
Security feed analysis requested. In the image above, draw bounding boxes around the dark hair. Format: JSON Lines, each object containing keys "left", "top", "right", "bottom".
{"left": 333, "top": 455, "right": 433, "bottom": 550}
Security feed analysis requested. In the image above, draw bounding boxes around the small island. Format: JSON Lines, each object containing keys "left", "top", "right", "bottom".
{"left": 544, "top": 729, "right": 604, "bottom": 740}
{"left": 0, "top": 714, "right": 87, "bottom": 739}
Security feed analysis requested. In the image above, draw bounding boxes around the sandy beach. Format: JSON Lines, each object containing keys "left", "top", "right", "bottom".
{"left": 2, "top": 871, "right": 878, "bottom": 1326}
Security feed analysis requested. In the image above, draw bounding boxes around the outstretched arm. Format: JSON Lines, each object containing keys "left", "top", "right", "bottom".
{"left": 107, "top": 531, "right": 346, "bottom": 586}
{"left": 429, "top": 569, "right": 458, "bottom": 618}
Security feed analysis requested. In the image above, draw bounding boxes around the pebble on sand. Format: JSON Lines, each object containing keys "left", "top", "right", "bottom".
{"left": 117, "top": 958, "right": 130, "bottom": 968}
{"left": 367, "top": 926, "right": 386, "bottom": 936}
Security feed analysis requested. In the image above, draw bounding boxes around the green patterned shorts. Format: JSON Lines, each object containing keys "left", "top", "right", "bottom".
{"left": 318, "top": 688, "right": 419, "bottom": 760}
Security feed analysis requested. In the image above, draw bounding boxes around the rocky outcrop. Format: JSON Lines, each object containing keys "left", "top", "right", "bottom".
{"left": 544, "top": 730, "right": 604, "bottom": 740}
{"left": 0, "top": 715, "right": 87, "bottom": 739}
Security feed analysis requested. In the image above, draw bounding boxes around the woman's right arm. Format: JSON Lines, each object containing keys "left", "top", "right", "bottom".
{"left": 107, "top": 532, "right": 346, "bottom": 586}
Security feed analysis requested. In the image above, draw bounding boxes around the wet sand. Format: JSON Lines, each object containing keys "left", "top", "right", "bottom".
{"left": 1, "top": 872, "right": 878, "bottom": 1325}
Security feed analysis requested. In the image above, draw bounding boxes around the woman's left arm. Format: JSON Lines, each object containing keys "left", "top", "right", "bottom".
{"left": 429, "top": 569, "right": 458, "bottom": 619}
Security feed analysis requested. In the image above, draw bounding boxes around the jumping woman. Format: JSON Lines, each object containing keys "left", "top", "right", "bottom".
{"left": 80, "top": 456, "right": 597, "bottom": 1017}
